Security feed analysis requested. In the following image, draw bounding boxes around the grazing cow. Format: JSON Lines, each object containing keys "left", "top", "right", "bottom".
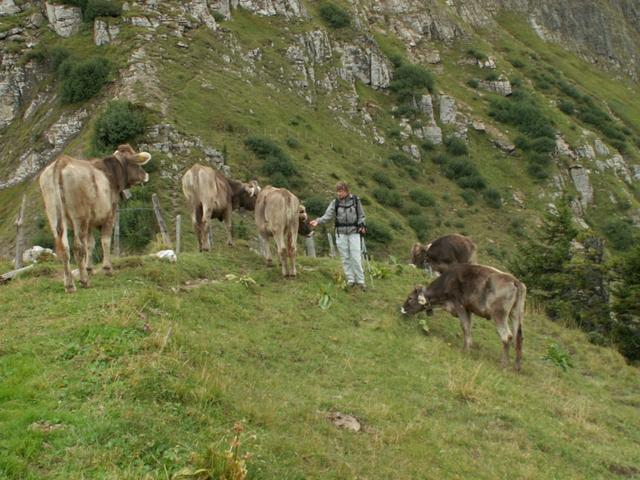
{"left": 39, "top": 144, "right": 152, "bottom": 292}
{"left": 182, "top": 164, "right": 260, "bottom": 251}
{"left": 411, "top": 233, "right": 477, "bottom": 273}
{"left": 401, "top": 264, "right": 526, "bottom": 370}
{"left": 255, "top": 186, "right": 311, "bottom": 277}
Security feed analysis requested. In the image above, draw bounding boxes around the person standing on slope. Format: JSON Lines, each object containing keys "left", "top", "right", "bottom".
{"left": 309, "top": 181, "right": 368, "bottom": 290}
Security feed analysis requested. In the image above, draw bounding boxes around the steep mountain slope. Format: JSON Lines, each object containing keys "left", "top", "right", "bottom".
{"left": 0, "top": 0, "right": 639, "bottom": 263}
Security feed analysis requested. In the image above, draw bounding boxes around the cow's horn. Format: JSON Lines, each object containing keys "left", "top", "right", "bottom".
{"left": 136, "top": 152, "right": 152, "bottom": 165}
{"left": 418, "top": 294, "right": 427, "bottom": 305}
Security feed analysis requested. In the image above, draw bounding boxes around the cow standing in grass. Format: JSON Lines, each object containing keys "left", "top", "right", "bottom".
{"left": 39, "top": 144, "right": 152, "bottom": 292}
{"left": 182, "top": 164, "right": 260, "bottom": 251}
{"left": 255, "top": 186, "right": 311, "bottom": 277}
{"left": 411, "top": 233, "right": 477, "bottom": 274}
{"left": 401, "top": 264, "right": 526, "bottom": 370}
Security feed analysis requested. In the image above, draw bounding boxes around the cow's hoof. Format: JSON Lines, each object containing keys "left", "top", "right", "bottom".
{"left": 79, "top": 280, "right": 90, "bottom": 288}
{"left": 65, "top": 285, "right": 77, "bottom": 293}
{"left": 103, "top": 267, "right": 113, "bottom": 277}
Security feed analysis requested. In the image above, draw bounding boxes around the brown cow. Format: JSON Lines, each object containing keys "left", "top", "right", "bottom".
{"left": 255, "top": 186, "right": 310, "bottom": 277}
{"left": 182, "top": 164, "right": 260, "bottom": 251}
{"left": 401, "top": 264, "right": 526, "bottom": 370}
{"left": 39, "top": 144, "right": 152, "bottom": 292}
{"left": 411, "top": 233, "right": 477, "bottom": 274}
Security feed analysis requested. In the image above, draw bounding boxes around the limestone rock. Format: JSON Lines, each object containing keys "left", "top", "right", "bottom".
{"left": 569, "top": 165, "right": 594, "bottom": 210}
{"left": 478, "top": 79, "right": 511, "bottom": 96}
{"left": 0, "top": 55, "right": 45, "bottom": 130}
{"left": 575, "top": 144, "right": 595, "bottom": 160}
{"left": 0, "top": 0, "right": 20, "bottom": 16}
{"left": 186, "top": 0, "right": 218, "bottom": 30}
{"left": 402, "top": 144, "right": 421, "bottom": 161}
{"left": 555, "top": 135, "right": 576, "bottom": 159}
{"left": 595, "top": 154, "right": 633, "bottom": 183}
{"left": 45, "top": 2, "right": 82, "bottom": 37}
{"left": 594, "top": 138, "right": 609, "bottom": 156}
{"left": 439, "top": 95, "right": 456, "bottom": 124}
{"left": 338, "top": 44, "right": 390, "bottom": 89}
{"left": 422, "top": 124, "right": 443, "bottom": 145}
{"left": 235, "top": 0, "right": 306, "bottom": 18}
{"left": 94, "top": 19, "right": 120, "bottom": 46}
{"left": 416, "top": 94, "right": 434, "bottom": 123}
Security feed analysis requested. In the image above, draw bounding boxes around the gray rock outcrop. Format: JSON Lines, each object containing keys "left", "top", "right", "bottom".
{"left": 439, "top": 95, "right": 456, "bottom": 124}
{"left": 45, "top": 2, "right": 82, "bottom": 37}
{"left": 569, "top": 165, "right": 594, "bottom": 210}
{"left": 478, "top": 79, "right": 512, "bottom": 96}
{"left": 338, "top": 44, "right": 390, "bottom": 89}
{"left": 0, "top": 0, "right": 20, "bottom": 16}
{"left": 94, "top": 19, "right": 120, "bottom": 46}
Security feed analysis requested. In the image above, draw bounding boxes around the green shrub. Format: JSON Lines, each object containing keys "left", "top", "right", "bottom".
{"left": 92, "top": 101, "right": 146, "bottom": 154}
{"left": 460, "top": 189, "right": 476, "bottom": 206}
{"left": 84, "top": 0, "right": 122, "bottom": 21}
{"left": 389, "top": 152, "right": 412, "bottom": 168}
{"left": 245, "top": 136, "right": 299, "bottom": 184}
{"left": 263, "top": 155, "right": 297, "bottom": 178}
{"left": 445, "top": 136, "right": 468, "bottom": 156}
{"left": 59, "top": 56, "right": 110, "bottom": 104}
{"left": 509, "top": 58, "right": 526, "bottom": 69}
{"left": 442, "top": 158, "right": 476, "bottom": 180}
{"left": 466, "top": 78, "right": 479, "bottom": 89}
{"left": 483, "top": 188, "right": 502, "bottom": 208}
{"left": 603, "top": 219, "right": 635, "bottom": 251}
{"left": 367, "top": 219, "right": 393, "bottom": 245}
{"left": 484, "top": 72, "right": 499, "bottom": 81}
{"left": 557, "top": 80, "right": 581, "bottom": 99}
{"left": 212, "top": 10, "right": 225, "bottom": 22}
{"left": 372, "top": 171, "right": 395, "bottom": 189}
{"left": 359, "top": 196, "right": 371, "bottom": 206}
{"left": 558, "top": 99, "right": 575, "bottom": 115}
{"left": 319, "top": 3, "right": 351, "bottom": 28}
{"left": 456, "top": 175, "right": 486, "bottom": 190}
{"left": 510, "top": 77, "right": 523, "bottom": 88}
{"left": 407, "top": 214, "right": 430, "bottom": 241}
{"left": 119, "top": 188, "right": 155, "bottom": 251}
{"left": 409, "top": 189, "right": 435, "bottom": 207}
{"left": 301, "top": 195, "right": 326, "bottom": 218}
{"left": 420, "top": 140, "right": 435, "bottom": 151}
{"left": 466, "top": 48, "right": 487, "bottom": 61}
{"left": 432, "top": 153, "right": 449, "bottom": 165}
{"left": 393, "top": 104, "right": 418, "bottom": 118}
{"left": 285, "top": 137, "right": 300, "bottom": 149}
{"left": 373, "top": 188, "right": 403, "bottom": 208}
{"left": 389, "top": 64, "right": 434, "bottom": 101}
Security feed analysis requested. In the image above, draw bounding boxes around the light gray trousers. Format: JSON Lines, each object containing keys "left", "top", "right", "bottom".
{"left": 335, "top": 233, "right": 365, "bottom": 285}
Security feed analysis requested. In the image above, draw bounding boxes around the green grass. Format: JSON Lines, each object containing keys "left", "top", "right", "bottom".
{"left": 0, "top": 249, "right": 639, "bottom": 479}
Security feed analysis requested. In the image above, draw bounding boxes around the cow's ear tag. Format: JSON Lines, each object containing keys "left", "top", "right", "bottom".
{"left": 418, "top": 294, "right": 427, "bottom": 305}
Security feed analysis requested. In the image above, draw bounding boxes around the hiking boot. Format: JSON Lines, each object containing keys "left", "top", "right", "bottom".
{"left": 346, "top": 282, "right": 355, "bottom": 289}
{"left": 357, "top": 283, "right": 367, "bottom": 291}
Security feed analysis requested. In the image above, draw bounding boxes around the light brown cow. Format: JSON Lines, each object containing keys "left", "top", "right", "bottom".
{"left": 411, "top": 233, "right": 477, "bottom": 274}
{"left": 255, "top": 186, "right": 310, "bottom": 277}
{"left": 182, "top": 164, "right": 260, "bottom": 251}
{"left": 401, "top": 264, "right": 526, "bottom": 370}
{"left": 39, "top": 144, "right": 152, "bottom": 292}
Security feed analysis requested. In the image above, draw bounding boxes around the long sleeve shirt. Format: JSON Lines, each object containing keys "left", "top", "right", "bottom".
{"left": 316, "top": 194, "right": 366, "bottom": 235}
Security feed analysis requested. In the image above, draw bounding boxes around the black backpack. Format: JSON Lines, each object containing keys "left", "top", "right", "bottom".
{"left": 334, "top": 195, "right": 367, "bottom": 234}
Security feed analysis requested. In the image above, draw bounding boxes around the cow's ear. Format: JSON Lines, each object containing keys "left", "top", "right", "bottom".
{"left": 418, "top": 294, "right": 427, "bottom": 305}
{"left": 135, "top": 152, "right": 151, "bottom": 165}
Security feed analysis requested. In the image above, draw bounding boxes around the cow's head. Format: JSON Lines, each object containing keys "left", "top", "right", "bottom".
{"left": 298, "top": 205, "right": 313, "bottom": 237}
{"left": 113, "top": 144, "right": 152, "bottom": 187}
{"left": 401, "top": 285, "right": 433, "bottom": 316}
{"left": 235, "top": 179, "right": 261, "bottom": 211}
{"left": 410, "top": 242, "right": 431, "bottom": 269}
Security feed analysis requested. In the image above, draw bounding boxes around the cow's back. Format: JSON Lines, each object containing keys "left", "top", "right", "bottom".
{"left": 256, "top": 187, "right": 299, "bottom": 237}
{"left": 182, "top": 164, "right": 230, "bottom": 213}
{"left": 427, "top": 234, "right": 476, "bottom": 265}
{"left": 40, "top": 155, "right": 114, "bottom": 228}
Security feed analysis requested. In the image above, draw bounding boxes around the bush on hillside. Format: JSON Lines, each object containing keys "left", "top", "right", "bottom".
{"left": 92, "top": 101, "right": 146, "bottom": 155}
{"left": 373, "top": 187, "right": 403, "bottom": 209}
{"left": 366, "top": 219, "right": 393, "bottom": 245}
{"left": 611, "top": 245, "right": 640, "bottom": 361}
{"left": 466, "top": 78, "right": 479, "bottom": 89}
{"left": 302, "top": 195, "right": 327, "bottom": 218}
{"left": 245, "top": 136, "right": 300, "bottom": 185}
{"left": 407, "top": 214, "right": 430, "bottom": 241}
{"left": 319, "top": 3, "right": 351, "bottom": 28}
{"left": 483, "top": 188, "right": 502, "bottom": 208}
{"left": 466, "top": 48, "right": 487, "bottom": 61}
{"left": 84, "top": 0, "right": 122, "bottom": 21}
{"left": 389, "top": 64, "right": 434, "bottom": 101}
{"left": 603, "top": 219, "right": 635, "bottom": 251}
{"left": 460, "top": 189, "right": 476, "bottom": 206}
{"left": 59, "top": 56, "right": 110, "bottom": 104}
{"left": 409, "top": 189, "right": 436, "bottom": 207}
{"left": 445, "top": 136, "right": 468, "bottom": 156}
{"left": 484, "top": 72, "right": 499, "bottom": 81}
{"left": 558, "top": 100, "right": 575, "bottom": 115}
{"left": 372, "top": 171, "right": 395, "bottom": 189}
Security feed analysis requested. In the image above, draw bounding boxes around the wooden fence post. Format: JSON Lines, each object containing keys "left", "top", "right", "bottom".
{"left": 14, "top": 194, "right": 27, "bottom": 269}
{"left": 304, "top": 235, "right": 316, "bottom": 257}
{"left": 151, "top": 193, "right": 171, "bottom": 246}
{"left": 327, "top": 232, "right": 336, "bottom": 258}
{"left": 113, "top": 207, "right": 120, "bottom": 257}
{"left": 175, "top": 214, "right": 181, "bottom": 255}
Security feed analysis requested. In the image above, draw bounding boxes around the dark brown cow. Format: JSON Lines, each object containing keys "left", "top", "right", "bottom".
{"left": 182, "top": 164, "right": 260, "bottom": 251}
{"left": 401, "top": 264, "right": 526, "bottom": 370}
{"left": 39, "top": 144, "right": 152, "bottom": 292}
{"left": 411, "top": 233, "right": 477, "bottom": 273}
{"left": 255, "top": 186, "right": 311, "bottom": 277}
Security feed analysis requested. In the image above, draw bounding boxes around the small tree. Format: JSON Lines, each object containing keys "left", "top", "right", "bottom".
{"left": 92, "top": 101, "right": 146, "bottom": 155}
{"left": 611, "top": 245, "right": 640, "bottom": 361}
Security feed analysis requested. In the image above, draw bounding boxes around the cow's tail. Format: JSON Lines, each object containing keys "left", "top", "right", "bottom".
{"left": 510, "top": 280, "right": 526, "bottom": 371}
{"left": 195, "top": 202, "right": 204, "bottom": 224}
{"left": 40, "top": 163, "right": 68, "bottom": 260}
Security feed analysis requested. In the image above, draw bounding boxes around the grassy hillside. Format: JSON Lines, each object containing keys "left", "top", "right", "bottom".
{"left": 1, "top": 249, "right": 639, "bottom": 479}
